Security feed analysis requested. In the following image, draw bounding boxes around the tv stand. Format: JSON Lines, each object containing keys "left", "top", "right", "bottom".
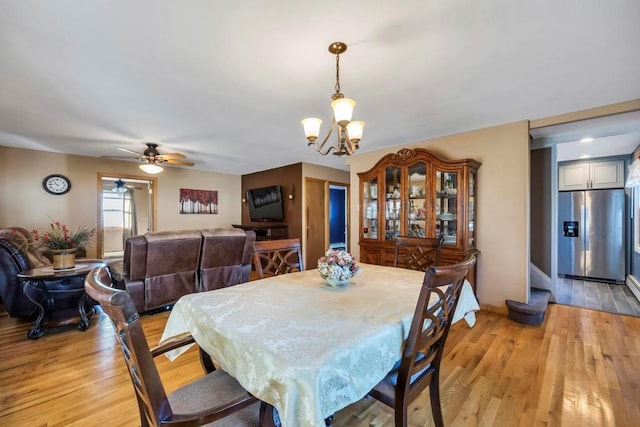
{"left": 232, "top": 224, "right": 288, "bottom": 241}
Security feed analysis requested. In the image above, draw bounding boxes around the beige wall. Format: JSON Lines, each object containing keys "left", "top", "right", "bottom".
{"left": 0, "top": 147, "right": 241, "bottom": 258}
{"left": 301, "top": 163, "right": 350, "bottom": 183}
{"left": 346, "top": 121, "right": 530, "bottom": 308}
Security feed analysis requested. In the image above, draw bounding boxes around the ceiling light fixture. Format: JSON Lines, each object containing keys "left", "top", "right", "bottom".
{"left": 301, "top": 42, "right": 365, "bottom": 156}
{"left": 580, "top": 137, "right": 594, "bottom": 142}
{"left": 112, "top": 178, "right": 128, "bottom": 192}
{"left": 139, "top": 162, "right": 163, "bottom": 174}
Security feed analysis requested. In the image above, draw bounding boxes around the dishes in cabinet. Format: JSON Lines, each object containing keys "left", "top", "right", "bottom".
{"left": 369, "top": 185, "right": 378, "bottom": 198}
{"left": 437, "top": 212, "right": 455, "bottom": 220}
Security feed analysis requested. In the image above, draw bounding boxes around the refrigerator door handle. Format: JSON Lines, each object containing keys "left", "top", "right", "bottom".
{"left": 584, "top": 204, "right": 589, "bottom": 251}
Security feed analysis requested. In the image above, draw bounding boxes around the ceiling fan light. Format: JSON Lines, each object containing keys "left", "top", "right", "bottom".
{"left": 301, "top": 118, "right": 322, "bottom": 141}
{"left": 331, "top": 98, "right": 355, "bottom": 124}
{"left": 346, "top": 120, "right": 365, "bottom": 142}
{"left": 139, "top": 163, "right": 163, "bottom": 174}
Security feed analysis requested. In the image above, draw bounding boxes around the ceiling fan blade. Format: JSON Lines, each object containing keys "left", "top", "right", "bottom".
{"left": 157, "top": 153, "right": 186, "bottom": 159}
{"left": 101, "top": 155, "right": 138, "bottom": 159}
{"left": 115, "top": 146, "right": 144, "bottom": 156}
{"left": 165, "top": 159, "right": 195, "bottom": 166}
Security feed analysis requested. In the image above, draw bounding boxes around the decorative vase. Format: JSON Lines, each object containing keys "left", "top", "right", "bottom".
{"left": 324, "top": 277, "right": 350, "bottom": 287}
{"left": 50, "top": 248, "right": 77, "bottom": 270}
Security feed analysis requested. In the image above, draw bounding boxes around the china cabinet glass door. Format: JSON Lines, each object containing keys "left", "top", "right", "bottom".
{"left": 407, "top": 162, "right": 427, "bottom": 238}
{"left": 362, "top": 178, "right": 378, "bottom": 239}
{"left": 384, "top": 166, "right": 402, "bottom": 241}
{"left": 434, "top": 169, "right": 458, "bottom": 245}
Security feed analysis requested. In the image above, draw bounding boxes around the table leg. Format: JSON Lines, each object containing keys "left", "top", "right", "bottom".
{"left": 259, "top": 402, "right": 281, "bottom": 427}
{"left": 22, "top": 280, "right": 47, "bottom": 340}
{"left": 78, "top": 293, "right": 94, "bottom": 331}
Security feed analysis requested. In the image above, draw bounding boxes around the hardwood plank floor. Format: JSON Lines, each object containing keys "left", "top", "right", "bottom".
{"left": 1, "top": 303, "right": 639, "bottom": 426}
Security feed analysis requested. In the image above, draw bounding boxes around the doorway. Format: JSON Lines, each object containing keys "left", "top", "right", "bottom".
{"left": 329, "top": 185, "right": 348, "bottom": 251}
{"left": 304, "top": 178, "right": 350, "bottom": 269}
{"left": 97, "top": 173, "right": 157, "bottom": 259}
{"left": 529, "top": 110, "right": 640, "bottom": 316}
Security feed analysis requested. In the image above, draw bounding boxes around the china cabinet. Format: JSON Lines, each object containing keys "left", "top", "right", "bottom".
{"left": 358, "top": 148, "right": 481, "bottom": 290}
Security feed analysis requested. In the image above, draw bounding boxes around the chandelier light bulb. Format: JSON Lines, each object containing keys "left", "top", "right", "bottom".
{"left": 331, "top": 98, "right": 355, "bottom": 124}
{"left": 301, "top": 118, "right": 322, "bottom": 142}
{"left": 346, "top": 120, "right": 365, "bottom": 143}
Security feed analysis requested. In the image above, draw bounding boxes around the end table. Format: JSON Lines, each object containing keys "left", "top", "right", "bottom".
{"left": 18, "top": 262, "right": 104, "bottom": 339}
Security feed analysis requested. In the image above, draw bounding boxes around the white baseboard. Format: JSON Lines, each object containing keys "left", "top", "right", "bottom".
{"left": 626, "top": 275, "right": 640, "bottom": 303}
{"left": 530, "top": 262, "right": 556, "bottom": 302}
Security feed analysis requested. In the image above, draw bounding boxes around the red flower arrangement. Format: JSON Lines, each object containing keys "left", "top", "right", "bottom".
{"left": 31, "top": 220, "right": 96, "bottom": 250}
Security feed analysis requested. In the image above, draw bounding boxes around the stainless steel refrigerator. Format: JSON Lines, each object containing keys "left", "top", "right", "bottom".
{"left": 558, "top": 189, "right": 625, "bottom": 282}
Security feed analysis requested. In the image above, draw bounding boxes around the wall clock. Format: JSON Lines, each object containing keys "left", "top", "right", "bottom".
{"left": 42, "top": 174, "right": 71, "bottom": 195}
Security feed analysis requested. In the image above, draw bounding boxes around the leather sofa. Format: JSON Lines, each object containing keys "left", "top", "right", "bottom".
{"left": 0, "top": 227, "right": 71, "bottom": 318}
{"left": 113, "top": 228, "right": 256, "bottom": 313}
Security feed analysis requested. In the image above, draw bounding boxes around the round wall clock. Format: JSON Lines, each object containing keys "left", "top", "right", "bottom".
{"left": 42, "top": 174, "right": 71, "bottom": 195}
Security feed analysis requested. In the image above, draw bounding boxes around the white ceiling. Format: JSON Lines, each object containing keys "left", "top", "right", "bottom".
{"left": 1, "top": 1, "right": 639, "bottom": 175}
{"left": 530, "top": 111, "right": 640, "bottom": 161}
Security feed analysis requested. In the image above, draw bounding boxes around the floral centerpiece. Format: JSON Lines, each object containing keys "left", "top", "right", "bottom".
{"left": 317, "top": 249, "right": 360, "bottom": 287}
{"left": 31, "top": 220, "right": 95, "bottom": 269}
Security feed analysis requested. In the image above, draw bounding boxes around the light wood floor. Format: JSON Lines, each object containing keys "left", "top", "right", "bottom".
{"left": 1, "top": 303, "right": 639, "bottom": 426}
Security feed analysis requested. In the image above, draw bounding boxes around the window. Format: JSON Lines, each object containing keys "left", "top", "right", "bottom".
{"left": 102, "top": 192, "right": 126, "bottom": 228}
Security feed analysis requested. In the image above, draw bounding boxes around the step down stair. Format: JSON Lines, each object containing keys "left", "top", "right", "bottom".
{"left": 506, "top": 288, "right": 551, "bottom": 326}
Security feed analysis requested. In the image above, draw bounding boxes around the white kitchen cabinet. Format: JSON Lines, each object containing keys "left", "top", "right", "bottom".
{"left": 558, "top": 159, "right": 625, "bottom": 191}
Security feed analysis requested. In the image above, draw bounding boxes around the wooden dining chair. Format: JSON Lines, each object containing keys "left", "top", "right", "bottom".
{"left": 393, "top": 236, "right": 444, "bottom": 271}
{"left": 84, "top": 266, "right": 261, "bottom": 427}
{"left": 368, "top": 255, "right": 477, "bottom": 427}
{"left": 252, "top": 238, "right": 304, "bottom": 279}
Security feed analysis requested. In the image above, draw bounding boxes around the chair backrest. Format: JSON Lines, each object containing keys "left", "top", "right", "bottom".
{"left": 393, "top": 236, "right": 443, "bottom": 271}
{"left": 199, "top": 229, "right": 256, "bottom": 291}
{"left": 399, "top": 255, "right": 476, "bottom": 403}
{"left": 84, "top": 266, "right": 173, "bottom": 426}
{"left": 144, "top": 230, "right": 202, "bottom": 310}
{"left": 252, "top": 238, "right": 304, "bottom": 279}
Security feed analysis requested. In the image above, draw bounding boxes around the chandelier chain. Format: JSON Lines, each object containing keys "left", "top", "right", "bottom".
{"left": 334, "top": 54, "right": 341, "bottom": 94}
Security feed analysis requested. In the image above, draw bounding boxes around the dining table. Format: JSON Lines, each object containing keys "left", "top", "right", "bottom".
{"left": 160, "top": 263, "right": 480, "bottom": 427}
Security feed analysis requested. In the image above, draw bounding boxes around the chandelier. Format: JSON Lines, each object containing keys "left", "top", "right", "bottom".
{"left": 301, "top": 42, "right": 365, "bottom": 156}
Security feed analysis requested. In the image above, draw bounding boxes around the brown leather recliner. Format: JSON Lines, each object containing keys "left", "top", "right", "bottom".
{"left": 199, "top": 228, "right": 256, "bottom": 291}
{"left": 122, "top": 230, "right": 202, "bottom": 313}
{"left": 118, "top": 229, "right": 256, "bottom": 313}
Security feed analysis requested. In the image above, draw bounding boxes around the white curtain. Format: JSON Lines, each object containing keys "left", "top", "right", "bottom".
{"left": 122, "top": 190, "right": 138, "bottom": 246}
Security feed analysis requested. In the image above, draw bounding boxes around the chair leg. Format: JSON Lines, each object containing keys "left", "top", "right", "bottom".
{"left": 429, "top": 375, "right": 444, "bottom": 427}
{"left": 395, "top": 400, "right": 409, "bottom": 427}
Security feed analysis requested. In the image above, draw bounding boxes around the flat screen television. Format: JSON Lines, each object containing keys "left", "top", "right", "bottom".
{"left": 247, "top": 185, "right": 285, "bottom": 222}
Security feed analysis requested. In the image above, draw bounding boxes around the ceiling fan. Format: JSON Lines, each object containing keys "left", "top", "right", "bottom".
{"left": 107, "top": 143, "right": 195, "bottom": 174}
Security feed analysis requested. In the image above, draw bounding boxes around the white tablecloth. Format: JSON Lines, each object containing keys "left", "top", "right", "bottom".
{"left": 160, "top": 263, "right": 479, "bottom": 427}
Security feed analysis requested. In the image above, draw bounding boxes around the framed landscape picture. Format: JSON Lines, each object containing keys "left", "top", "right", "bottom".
{"left": 180, "top": 188, "right": 218, "bottom": 214}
